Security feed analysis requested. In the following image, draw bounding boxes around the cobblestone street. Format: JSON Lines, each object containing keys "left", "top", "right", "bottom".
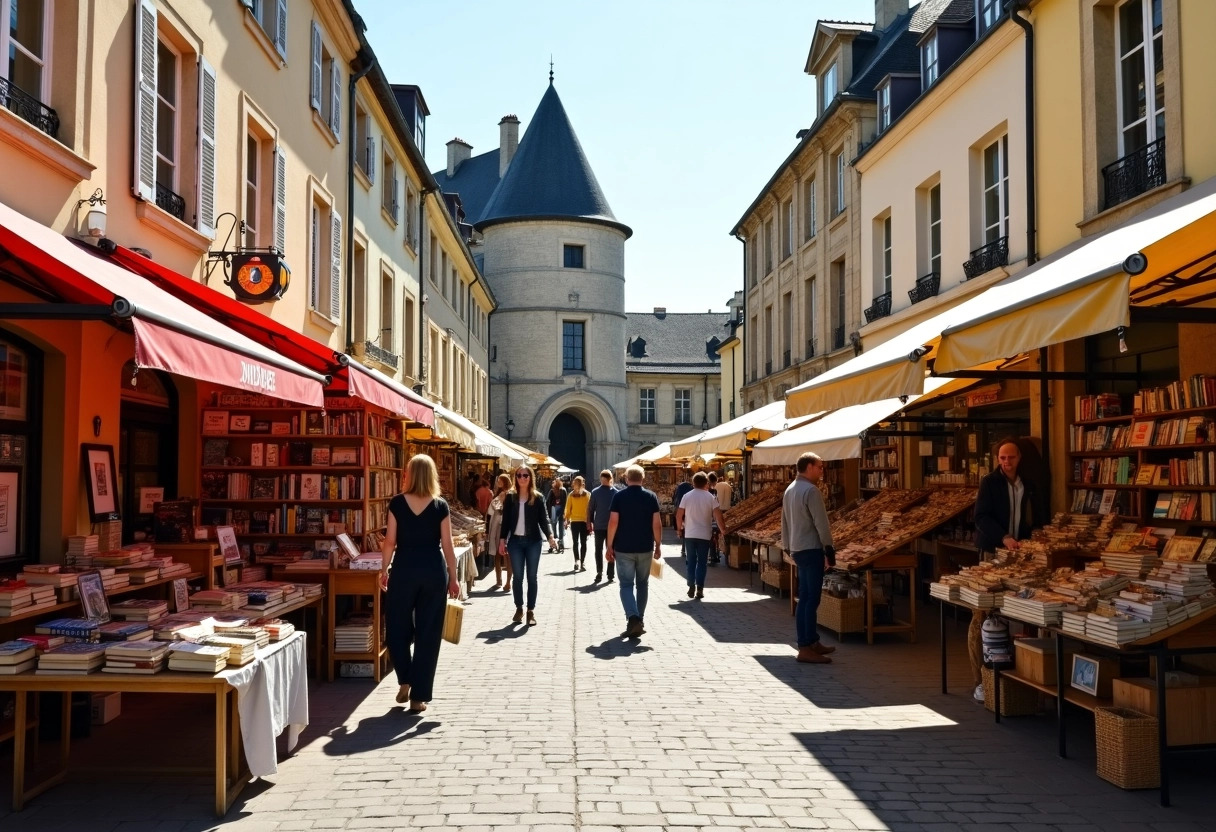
{"left": 4, "top": 535, "right": 1214, "bottom": 831}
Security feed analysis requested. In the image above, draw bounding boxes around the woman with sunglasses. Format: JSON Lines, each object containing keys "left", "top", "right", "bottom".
{"left": 498, "top": 465, "right": 556, "bottom": 626}
{"left": 485, "top": 472, "right": 513, "bottom": 592}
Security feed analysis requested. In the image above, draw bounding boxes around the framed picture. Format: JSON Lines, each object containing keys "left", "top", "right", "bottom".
{"left": 172, "top": 577, "right": 190, "bottom": 613}
{"left": 201, "top": 411, "right": 229, "bottom": 434}
{"left": 229, "top": 414, "right": 252, "bottom": 432}
{"left": 81, "top": 444, "right": 119, "bottom": 522}
{"left": 216, "top": 525, "right": 241, "bottom": 565}
{"left": 1071, "top": 654, "right": 1100, "bottom": 696}
{"left": 77, "top": 570, "right": 110, "bottom": 623}
{"left": 138, "top": 486, "right": 164, "bottom": 515}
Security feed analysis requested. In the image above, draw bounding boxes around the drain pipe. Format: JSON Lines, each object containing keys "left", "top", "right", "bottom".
{"left": 345, "top": 49, "right": 376, "bottom": 351}
{"left": 1009, "top": 0, "right": 1037, "bottom": 266}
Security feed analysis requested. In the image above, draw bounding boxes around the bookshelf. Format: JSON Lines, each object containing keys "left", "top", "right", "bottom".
{"left": 861, "top": 443, "right": 899, "bottom": 493}
{"left": 1068, "top": 379, "right": 1216, "bottom": 525}
{"left": 198, "top": 397, "right": 404, "bottom": 558}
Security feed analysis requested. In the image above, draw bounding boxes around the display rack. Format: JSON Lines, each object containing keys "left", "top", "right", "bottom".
{"left": 860, "top": 443, "right": 899, "bottom": 493}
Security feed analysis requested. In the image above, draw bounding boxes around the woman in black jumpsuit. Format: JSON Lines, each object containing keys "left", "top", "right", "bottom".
{"left": 380, "top": 454, "right": 460, "bottom": 713}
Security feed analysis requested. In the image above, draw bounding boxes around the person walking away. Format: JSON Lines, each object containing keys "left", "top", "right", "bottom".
{"left": 547, "top": 478, "right": 568, "bottom": 554}
{"left": 588, "top": 470, "right": 620, "bottom": 584}
{"left": 485, "top": 473, "right": 513, "bottom": 592}
{"left": 380, "top": 454, "right": 461, "bottom": 713}
{"left": 672, "top": 470, "right": 694, "bottom": 562}
{"left": 606, "top": 465, "right": 663, "bottom": 638}
{"left": 971, "top": 439, "right": 1045, "bottom": 702}
{"left": 499, "top": 465, "right": 557, "bottom": 626}
{"left": 676, "top": 471, "right": 725, "bottom": 600}
{"left": 475, "top": 476, "right": 493, "bottom": 516}
{"left": 565, "top": 476, "right": 591, "bottom": 572}
{"left": 714, "top": 473, "right": 734, "bottom": 512}
{"left": 782, "top": 452, "right": 837, "bottom": 664}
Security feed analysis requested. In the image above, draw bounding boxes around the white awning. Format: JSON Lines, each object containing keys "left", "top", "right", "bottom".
{"left": 669, "top": 400, "right": 819, "bottom": 458}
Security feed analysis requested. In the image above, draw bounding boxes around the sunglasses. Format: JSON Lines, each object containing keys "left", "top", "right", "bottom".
{"left": 516, "top": 473, "right": 531, "bottom": 478}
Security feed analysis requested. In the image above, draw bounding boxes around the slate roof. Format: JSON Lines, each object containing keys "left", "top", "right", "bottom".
{"left": 476, "top": 84, "right": 630, "bottom": 237}
{"left": 432, "top": 148, "right": 501, "bottom": 227}
{"left": 625, "top": 312, "right": 729, "bottom": 376}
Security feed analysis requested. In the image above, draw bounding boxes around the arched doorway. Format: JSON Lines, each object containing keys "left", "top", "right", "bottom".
{"left": 548, "top": 412, "right": 587, "bottom": 478}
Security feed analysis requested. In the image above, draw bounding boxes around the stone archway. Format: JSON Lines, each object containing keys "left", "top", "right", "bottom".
{"left": 530, "top": 389, "right": 625, "bottom": 478}
{"left": 547, "top": 411, "right": 588, "bottom": 477}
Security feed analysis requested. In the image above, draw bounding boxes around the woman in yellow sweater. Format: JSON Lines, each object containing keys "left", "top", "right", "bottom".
{"left": 564, "top": 476, "right": 591, "bottom": 572}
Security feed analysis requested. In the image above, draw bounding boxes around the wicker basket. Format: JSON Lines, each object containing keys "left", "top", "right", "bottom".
{"left": 760, "top": 562, "right": 790, "bottom": 592}
{"left": 1095, "top": 707, "right": 1159, "bottom": 789}
{"left": 981, "top": 666, "right": 1040, "bottom": 716}
{"left": 819, "top": 592, "right": 865, "bottom": 635}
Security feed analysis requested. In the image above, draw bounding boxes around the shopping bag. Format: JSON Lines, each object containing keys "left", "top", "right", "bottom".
{"left": 442, "top": 599, "right": 464, "bottom": 644}
{"left": 650, "top": 557, "right": 664, "bottom": 579}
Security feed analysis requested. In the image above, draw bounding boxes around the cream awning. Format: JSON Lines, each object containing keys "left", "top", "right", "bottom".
{"left": 785, "top": 179, "right": 1216, "bottom": 416}
{"left": 669, "top": 400, "right": 819, "bottom": 458}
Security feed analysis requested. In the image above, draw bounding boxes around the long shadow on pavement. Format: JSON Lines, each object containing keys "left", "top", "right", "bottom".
{"left": 321, "top": 710, "right": 438, "bottom": 756}
{"left": 585, "top": 636, "right": 654, "bottom": 660}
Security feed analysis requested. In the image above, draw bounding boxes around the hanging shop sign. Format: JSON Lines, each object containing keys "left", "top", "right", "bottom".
{"left": 227, "top": 252, "right": 291, "bottom": 303}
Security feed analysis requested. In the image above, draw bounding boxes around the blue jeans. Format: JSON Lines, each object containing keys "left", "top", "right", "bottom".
{"left": 549, "top": 507, "right": 566, "bottom": 548}
{"left": 685, "top": 538, "right": 710, "bottom": 587}
{"left": 792, "top": 549, "right": 826, "bottom": 647}
{"left": 508, "top": 537, "right": 542, "bottom": 610}
{"left": 615, "top": 550, "right": 652, "bottom": 621}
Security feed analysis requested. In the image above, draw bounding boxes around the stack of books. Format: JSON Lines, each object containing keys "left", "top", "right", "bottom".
{"left": 1111, "top": 589, "right": 1173, "bottom": 631}
{"left": 34, "top": 618, "right": 101, "bottom": 643}
{"left": 252, "top": 618, "right": 294, "bottom": 641}
{"left": 96, "top": 567, "right": 131, "bottom": 592}
{"left": 1085, "top": 612, "right": 1151, "bottom": 646}
{"left": 201, "top": 634, "right": 257, "bottom": 666}
{"left": 103, "top": 640, "right": 169, "bottom": 674}
{"left": 0, "top": 583, "right": 33, "bottom": 617}
{"left": 1101, "top": 551, "right": 1159, "bottom": 580}
{"left": 1145, "top": 562, "right": 1213, "bottom": 604}
{"left": 958, "top": 587, "right": 1002, "bottom": 609}
{"left": 1000, "top": 592, "right": 1071, "bottom": 627}
{"left": 159, "top": 561, "right": 192, "bottom": 579}
{"left": 16, "top": 634, "right": 64, "bottom": 654}
{"left": 110, "top": 598, "right": 169, "bottom": 622}
{"left": 220, "top": 626, "right": 270, "bottom": 648}
{"left": 19, "top": 567, "right": 80, "bottom": 603}
{"left": 929, "top": 582, "right": 959, "bottom": 601}
{"left": 98, "top": 520, "right": 122, "bottom": 553}
{"left": 334, "top": 617, "right": 374, "bottom": 653}
{"left": 98, "top": 620, "right": 155, "bottom": 642}
{"left": 0, "top": 640, "right": 37, "bottom": 675}
{"left": 1060, "top": 610, "right": 1089, "bottom": 637}
{"left": 153, "top": 615, "right": 214, "bottom": 642}
{"left": 189, "top": 590, "right": 248, "bottom": 612}
{"left": 117, "top": 563, "right": 162, "bottom": 584}
{"left": 66, "top": 535, "right": 99, "bottom": 566}
{"left": 35, "top": 642, "right": 108, "bottom": 674}
{"left": 167, "top": 642, "right": 230, "bottom": 673}
{"left": 93, "top": 550, "right": 144, "bottom": 569}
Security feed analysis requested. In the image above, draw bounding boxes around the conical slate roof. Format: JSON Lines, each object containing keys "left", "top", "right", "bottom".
{"left": 475, "top": 84, "right": 631, "bottom": 237}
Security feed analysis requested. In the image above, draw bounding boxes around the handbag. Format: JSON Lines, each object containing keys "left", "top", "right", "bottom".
{"left": 442, "top": 598, "right": 464, "bottom": 645}
{"left": 650, "top": 556, "right": 664, "bottom": 579}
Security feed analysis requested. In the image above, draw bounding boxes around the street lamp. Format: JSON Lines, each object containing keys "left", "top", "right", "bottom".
{"left": 701, "top": 417, "right": 709, "bottom": 431}
{"left": 506, "top": 418, "right": 515, "bottom": 439}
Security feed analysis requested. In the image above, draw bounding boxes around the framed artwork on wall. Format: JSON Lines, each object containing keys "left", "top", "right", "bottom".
{"left": 81, "top": 444, "right": 119, "bottom": 522}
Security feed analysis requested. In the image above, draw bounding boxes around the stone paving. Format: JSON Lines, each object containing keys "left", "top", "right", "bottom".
{"left": 3, "top": 533, "right": 1215, "bottom": 831}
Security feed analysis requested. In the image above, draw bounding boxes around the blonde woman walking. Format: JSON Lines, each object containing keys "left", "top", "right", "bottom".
{"left": 499, "top": 465, "right": 557, "bottom": 626}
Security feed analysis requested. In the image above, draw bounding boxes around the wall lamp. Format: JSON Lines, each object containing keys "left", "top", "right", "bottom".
{"left": 78, "top": 188, "right": 107, "bottom": 238}
{"left": 506, "top": 418, "right": 515, "bottom": 439}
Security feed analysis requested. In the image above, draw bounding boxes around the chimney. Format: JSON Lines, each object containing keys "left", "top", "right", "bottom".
{"left": 874, "top": 0, "right": 908, "bottom": 31}
{"left": 653, "top": 307, "right": 666, "bottom": 319}
{"left": 498, "top": 114, "right": 520, "bottom": 178}
{"left": 446, "top": 137, "right": 472, "bottom": 177}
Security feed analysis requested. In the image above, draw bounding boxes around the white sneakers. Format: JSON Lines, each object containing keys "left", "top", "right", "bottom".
{"left": 973, "top": 683, "right": 985, "bottom": 703}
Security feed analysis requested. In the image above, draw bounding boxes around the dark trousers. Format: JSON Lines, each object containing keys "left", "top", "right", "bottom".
{"left": 384, "top": 564, "right": 447, "bottom": 701}
{"left": 792, "top": 548, "right": 826, "bottom": 648}
{"left": 570, "top": 521, "right": 589, "bottom": 562}
{"left": 593, "top": 529, "right": 615, "bottom": 579}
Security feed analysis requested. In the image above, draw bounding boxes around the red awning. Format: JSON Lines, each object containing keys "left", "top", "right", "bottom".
{"left": 106, "top": 245, "right": 435, "bottom": 426}
{"left": 0, "top": 200, "right": 326, "bottom": 406}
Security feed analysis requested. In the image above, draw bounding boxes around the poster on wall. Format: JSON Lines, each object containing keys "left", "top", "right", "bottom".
{"left": 0, "top": 471, "right": 17, "bottom": 558}
{"left": 81, "top": 444, "right": 119, "bottom": 522}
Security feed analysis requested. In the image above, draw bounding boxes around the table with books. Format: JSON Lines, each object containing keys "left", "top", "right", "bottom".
{"left": 0, "top": 628, "right": 308, "bottom": 816}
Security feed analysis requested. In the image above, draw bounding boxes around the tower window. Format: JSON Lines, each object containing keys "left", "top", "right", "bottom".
{"left": 563, "top": 244, "right": 585, "bottom": 268}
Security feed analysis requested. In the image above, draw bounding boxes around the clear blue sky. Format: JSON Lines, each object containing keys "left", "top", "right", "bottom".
{"left": 356, "top": 0, "right": 876, "bottom": 314}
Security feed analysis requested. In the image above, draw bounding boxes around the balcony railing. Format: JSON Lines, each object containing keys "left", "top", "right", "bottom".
{"left": 832, "top": 325, "right": 845, "bottom": 351}
{"left": 155, "top": 182, "right": 186, "bottom": 221}
{"left": 782, "top": 349, "right": 791, "bottom": 369}
{"left": 806, "top": 337, "right": 816, "bottom": 359}
{"left": 362, "top": 340, "right": 400, "bottom": 370}
{"left": 908, "top": 271, "right": 940, "bottom": 304}
{"left": 863, "top": 291, "right": 892, "bottom": 323}
{"left": 963, "top": 236, "right": 1008, "bottom": 279}
{"left": 1102, "top": 137, "right": 1166, "bottom": 210}
{"left": 1, "top": 77, "right": 60, "bottom": 138}
{"left": 764, "top": 360, "right": 773, "bottom": 376}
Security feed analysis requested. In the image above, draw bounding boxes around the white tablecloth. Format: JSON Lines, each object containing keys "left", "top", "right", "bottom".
{"left": 220, "top": 631, "right": 308, "bottom": 777}
{"left": 455, "top": 544, "right": 474, "bottom": 598}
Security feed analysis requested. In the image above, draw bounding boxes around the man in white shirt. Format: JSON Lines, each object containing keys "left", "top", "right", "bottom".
{"left": 676, "top": 472, "right": 725, "bottom": 600}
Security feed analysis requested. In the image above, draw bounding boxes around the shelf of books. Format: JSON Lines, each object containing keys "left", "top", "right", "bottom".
{"left": 1068, "top": 378, "right": 1216, "bottom": 526}
{"left": 199, "top": 397, "right": 404, "bottom": 562}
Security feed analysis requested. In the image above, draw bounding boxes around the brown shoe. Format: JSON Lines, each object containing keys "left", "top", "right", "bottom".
{"left": 512, "top": 606, "right": 523, "bottom": 623}
{"left": 796, "top": 646, "right": 832, "bottom": 664}
{"left": 526, "top": 610, "right": 537, "bottom": 626}
{"left": 810, "top": 642, "right": 836, "bottom": 655}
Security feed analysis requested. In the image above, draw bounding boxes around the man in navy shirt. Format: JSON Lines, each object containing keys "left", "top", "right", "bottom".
{"left": 607, "top": 465, "right": 663, "bottom": 639}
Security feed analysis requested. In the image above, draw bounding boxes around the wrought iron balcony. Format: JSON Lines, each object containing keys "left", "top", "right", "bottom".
{"left": 863, "top": 291, "right": 892, "bottom": 323}
{"left": 832, "top": 325, "right": 845, "bottom": 351}
{"left": 0, "top": 77, "right": 59, "bottom": 138}
{"left": 1102, "top": 137, "right": 1165, "bottom": 210}
{"left": 963, "top": 236, "right": 1008, "bottom": 279}
{"left": 806, "top": 337, "right": 816, "bottom": 359}
{"left": 908, "top": 271, "right": 940, "bottom": 304}
{"left": 155, "top": 182, "right": 186, "bottom": 221}
{"left": 764, "top": 360, "right": 773, "bottom": 375}
{"left": 782, "top": 349, "right": 791, "bottom": 369}
{"left": 362, "top": 340, "right": 400, "bottom": 370}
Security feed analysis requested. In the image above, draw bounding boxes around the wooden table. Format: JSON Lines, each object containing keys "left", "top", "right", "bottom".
{"left": 0, "top": 632, "right": 307, "bottom": 816}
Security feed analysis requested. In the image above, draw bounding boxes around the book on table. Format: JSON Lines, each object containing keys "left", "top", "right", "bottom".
{"left": 0, "top": 639, "right": 36, "bottom": 664}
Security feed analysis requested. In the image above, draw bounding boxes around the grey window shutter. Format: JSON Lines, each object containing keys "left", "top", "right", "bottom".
{"left": 309, "top": 22, "right": 322, "bottom": 111}
{"left": 197, "top": 56, "right": 217, "bottom": 238}
{"left": 133, "top": 0, "right": 158, "bottom": 201}
{"left": 329, "top": 62, "right": 342, "bottom": 138}
{"left": 392, "top": 175, "right": 399, "bottom": 222}
{"left": 310, "top": 206, "right": 320, "bottom": 311}
{"left": 367, "top": 135, "right": 375, "bottom": 184}
{"left": 274, "top": 0, "right": 288, "bottom": 58}
{"left": 330, "top": 210, "right": 342, "bottom": 319}
{"left": 273, "top": 146, "right": 287, "bottom": 253}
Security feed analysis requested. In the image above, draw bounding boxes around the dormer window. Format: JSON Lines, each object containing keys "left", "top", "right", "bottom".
{"left": 978, "top": 0, "right": 1000, "bottom": 34}
{"left": 922, "top": 35, "right": 939, "bottom": 86}
{"left": 706, "top": 336, "right": 722, "bottom": 358}
{"left": 821, "top": 63, "right": 838, "bottom": 109}
{"left": 627, "top": 337, "right": 648, "bottom": 358}
{"left": 877, "top": 83, "right": 891, "bottom": 131}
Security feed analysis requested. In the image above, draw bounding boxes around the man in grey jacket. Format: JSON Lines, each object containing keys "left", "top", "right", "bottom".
{"left": 781, "top": 452, "right": 836, "bottom": 664}
{"left": 587, "top": 469, "right": 620, "bottom": 584}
